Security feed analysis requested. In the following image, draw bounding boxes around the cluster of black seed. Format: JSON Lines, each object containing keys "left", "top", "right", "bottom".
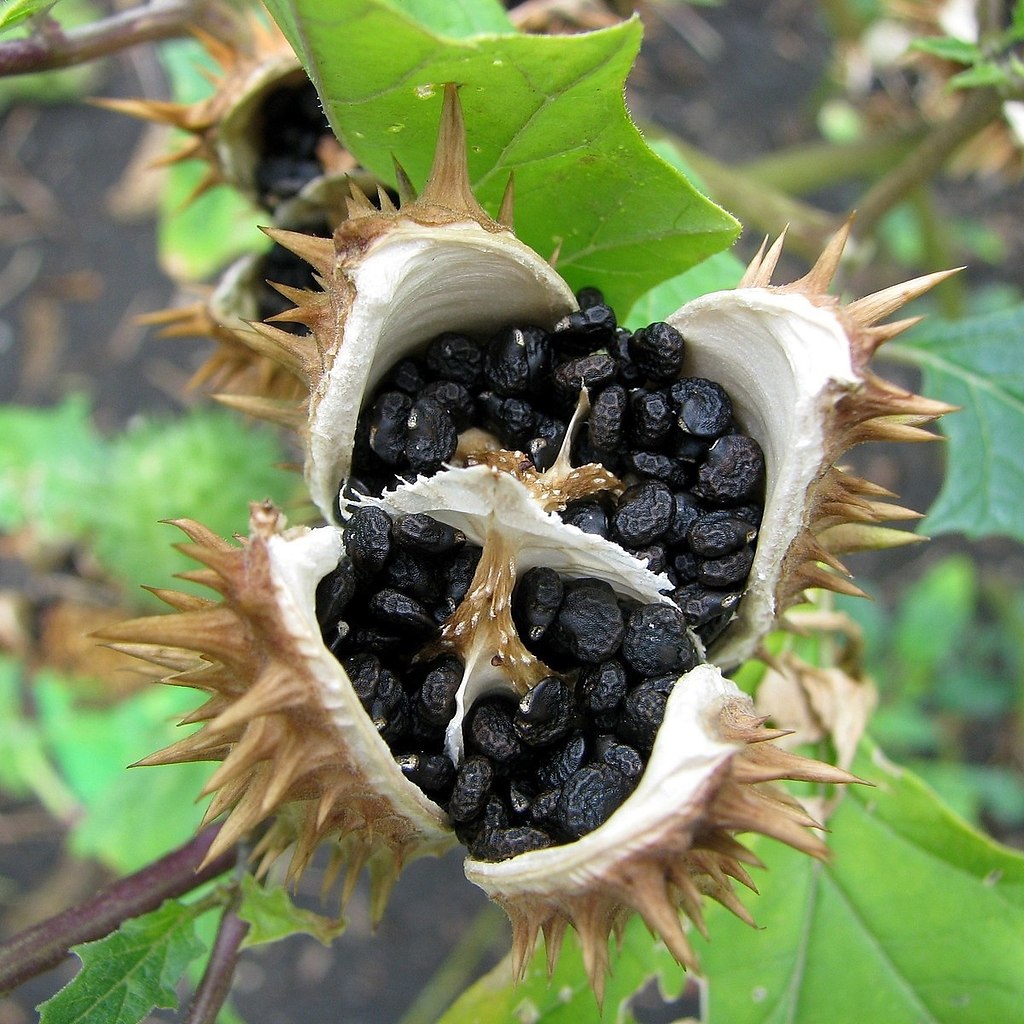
{"left": 314, "top": 506, "right": 483, "bottom": 802}
{"left": 254, "top": 79, "right": 333, "bottom": 208}
{"left": 450, "top": 568, "right": 697, "bottom": 861}
{"left": 347, "top": 287, "right": 765, "bottom": 645}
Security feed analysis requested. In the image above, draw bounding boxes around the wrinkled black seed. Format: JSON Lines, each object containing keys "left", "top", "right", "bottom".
{"left": 367, "top": 391, "right": 412, "bottom": 465}
{"left": 560, "top": 497, "right": 610, "bottom": 537}
{"left": 550, "top": 577, "right": 625, "bottom": 664}
{"left": 695, "top": 434, "right": 765, "bottom": 504}
{"left": 667, "top": 432, "right": 712, "bottom": 463}
{"left": 528, "top": 415, "right": 567, "bottom": 471}
{"left": 588, "top": 384, "right": 627, "bottom": 451}
{"left": 315, "top": 557, "right": 356, "bottom": 626}
{"left": 671, "top": 583, "right": 742, "bottom": 626}
{"left": 512, "top": 566, "right": 564, "bottom": 644}
{"left": 613, "top": 481, "right": 675, "bottom": 546}
{"left": 394, "top": 513, "right": 466, "bottom": 557}
{"left": 594, "top": 736, "right": 644, "bottom": 780}
{"left": 444, "top": 545, "right": 483, "bottom": 610}
{"left": 471, "top": 825, "right": 554, "bottom": 861}
{"left": 626, "top": 544, "right": 668, "bottom": 574}
{"left": 671, "top": 551, "right": 699, "bottom": 583}
{"left": 396, "top": 753, "right": 455, "bottom": 795}
{"left": 629, "top": 389, "right": 675, "bottom": 447}
{"left": 698, "top": 545, "right": 756, "bottom": 588}
{"left": 576, "top": 286, "right": 605, "bottom": 309}
{"left": 347, "top": 625, "right": 403, "bottom": 656}
{"left": 466, "top": 698, "right": 522, "bottom": 764}
{"left": 730, "top": 503, "right": 764, "bottom": 525}
{"left": 425, "top": 332, "right": 483, "bottom": 388}
{"left": 619, "top": 675, "right": 676, "bottom": 752}
{"left": 688, "top": 510, "right": 758, "bottom": 557}
{"left": 420, "top": 379, "right": 476, "bottom": 431}
{"left": 342, "top": 652, "right": 383, "bottom": 707}
{"left": 344, "top": 506, "right": 393, "bottom": 575}
{"left": 481, "top": 392, "right": 537, "bottom": 445}
{"left": 383, "top": 549, "right": 442, "bottom": 604}
{"left": 607, "top": 328, "right": 647, "bottom": 388}
{"left": 368, "top": 588, "right": 438, "bottom": 637}
{"left": 578, "top": 660, "right": 628, "bottom": 715}
{"left": 622, "top": 450, "right": 689, "bottom": 486}
{"left": 538, "top": 731, "right": 588, "bottom": 789}
{"left": 405, "top": 398, "right": 458, "bottom": 474}
{"left": 665, "top": 492, "right": 705, "bottom": 544}
{"left": 385, "top": 358, "right": 427, "bottom": 395}
{"left": 515, "top": 677, "right": 573, "bottom": 747}
{"left": 448, "top": 756, "right": 494, "bottom": 823}
{"left": 629, "top": 322, "right": 685, "bottom": 382}
{"left": 417, "top": 655, "right": 464, "bottom": 726}
{"left": 553, "top": 303, "right": 617, "bottom": 346}
{"left": 556, "top": 764, "right": 633, "bottom": 840}
{"left": 529, "top": 788, "right": 561, "bottom": 826}
{"left": 670, "top": 377, "right": 733, "bottom": 437}
{"left": 484, "top": 326, "right": 551, "bottom": 395}
{"left": 552, "top": 353, "right": 618, "bottom": 396}
{"left": 622, "top": 603, "right": 695, "bottom": 678}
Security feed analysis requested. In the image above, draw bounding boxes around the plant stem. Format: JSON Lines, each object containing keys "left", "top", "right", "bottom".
{"left": 184, "top": 888, "right": 250, "bottom": 1024}
{"left": 0, "top": 824, "right": 237, "bottom": 994}
{"left": 0, "top": 0, "right": 204, "bottom": 77}
{"left": 852, "top": 87, "right": 1005, "bottom": 241}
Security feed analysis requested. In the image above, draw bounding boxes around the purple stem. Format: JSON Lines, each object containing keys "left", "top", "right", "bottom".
{"left": 0, "top": 824, "right": 237, "bottom": 994}
{"left": 184, "top": 891, "right": 250, "bottom": 1024}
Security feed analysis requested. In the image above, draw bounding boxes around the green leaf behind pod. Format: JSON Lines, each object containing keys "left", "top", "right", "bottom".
{"left": 697, "top": 740, "right": 1024, "bottom": 1024}
{"left": 261, "top": 0, "right": 739, "bottom": 311}
{"left": 37, "top": 898, "right": 210, "bottom": 1024}
{"left": 438, "top": 913, "right": 686, "bottom": 1024}
{"left": 236, "top": 875, "right": 346, "bottom": 947}
{"left": 886, "top": 304, "right": 1024, "bottom": 543}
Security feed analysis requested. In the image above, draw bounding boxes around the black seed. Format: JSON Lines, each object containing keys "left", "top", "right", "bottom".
{"left": 556, "top": 764, "right": 633, "bottom": 840}
{"left": 396, "top": 753, "right": 455, "bottom": 795}
{"left": 629, "top": 322, "right": 685, "bottom": 382}
{"left": 594, "top": 736, "right": 644, "bottom": 780}
{"left": 588, "top": 384, "right": 627, "bottom": 451}
{"left": 607, "top": 328, "right": 647, "bottom": 388}
{"left": 425, "top": 332, "right": 484, "bottom": 388}
{"left": 368, "top": 588, "right": 438, "bottom": 637}
{"left": 344, "top": 506, "right": 393, "bottom": 576}
{"left": 619, "top": 675, "right": 676, "bottom": 752}
{"left": 612, "top": 481, "right": 675, "bottom": 546}
{"left": 367, "top": 391, "right": 412, "bottom": 465}
{"left": 576, "top": 286, "right": 605, "bottom": 309}
{"left": 695, "top": 435, "right": 765, "bottom": 504}
{"left": 417, "top": 655, "right": 464, "bottom": 726}
{"left": 448, "top": 756, "right": 494, "bottom": 823}
{"left": 484, "top": 326, "right": 551, "bottom": 396}
{"left": 698, "top": 545, "right": 756, "bottom": 588}
{"left": 471, "top": 825, "right": 554, "bottom": 861}
{"left": 315, "top": 557, "right": 356, "bottom": 626}
{"left": 552, "top": 303, "right": 617, "bottom": 347}
{"left": 670, "top": 583, "right": 741, "bottom": 626}
{"left": 665, "top": 492, "right": 705, "bottom": 544}
{"left": 671, "top": 551, "right": 699, "bottom": 583}
{"left": 622, "top": 450, "right": 690, "bottom": 487}
{"left": 730, "top": 503, "right": 764, "bottom": 526}
{"left": 621, "top": 603, "right": 696, "bottom": 677}
{"left": 629, "top": 389, "right": 675, "bottom": 448}
{"left": 626, "top": 544, "right": 668, "bottom": 574}
{"left": 550, "top": 577, "right": 625, "bottom": 663}
{"left": 529, "top": 788, "right": 561, "bottom": 826}
{"left": 670, "top": 378, "right": 733, "bottom": 437}
{"left": 385, "top": 358, "right": 427, "bottom": 395}
{"left": 348, "top": 625, "right": 404, "bottom": 656}
{"left": 394, "top": 513, "right": 466, "bottom": 556}
{"left": 405, "top": 397, "right": 458, "bottom": 474}
{"left": 560, "top": 497, "right": 610, "bottom": 537}
{"left": 466, "top": 698, "right": 522, "bottom": 765}
{"left": 552, "top": 353, "right": 618, "bottom": 397}
{"left": 342, "top": 652, "right": 383, "bottom": 707}
{"left": 480, "top": 392, "right": 537, "bottom": 445}
{"left": 420, "top": 379, "right": 476, "bottom": 431}
{"left": 444, "top": 545, "right": 483, "bottom": 611}
{"left": 514, "top": 677, "right": 573, "bottom": 747}
{"left": 383, "top": 549, "right": 443, "bottom": 604}
{"left": 512, "top": 566, "right": 564, "bottom": 644}
{"left": 667, "top": 432, "right": 712, "bottom": 463}
{"left": 527, "top": 415, "right": 567, "bottom": 471}
{"left": 578, "top": 660, "right": 628, "bottom": 715}
{"left": 537, "top": 730, "right": 588, "bottom": 789}
{"left": 687, "top": 510, "right": 758, "bottom": 557}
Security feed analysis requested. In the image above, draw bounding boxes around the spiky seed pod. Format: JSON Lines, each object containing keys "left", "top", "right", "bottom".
{"left": 110, "top": 82, "right": 957, "bottom": 992}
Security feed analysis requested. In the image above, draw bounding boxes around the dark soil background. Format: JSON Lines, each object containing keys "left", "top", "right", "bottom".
{"left": 1, "top": 1, "right": 1022, "bottom": 1022}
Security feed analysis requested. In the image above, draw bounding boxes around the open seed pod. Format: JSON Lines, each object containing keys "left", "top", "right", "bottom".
{"left": 108, "top": 82, "right": 957, "bottom": 992}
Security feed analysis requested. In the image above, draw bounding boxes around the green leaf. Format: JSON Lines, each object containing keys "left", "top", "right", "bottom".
{"left": 438, "top": 913, "right": 684, "bottom": 1024}
{"left": 262, "top": 0, "right": 739, "bottom": 311}
{"left": 698, "top": 741, "right": 1024, "bottom": 1024}
{"left": 0, "top": 0, "right": 58, "bottom": 32}
{"left": 37, "top": 898, "right": 210, "bottom": 1024}
{"left": 624, "top": 249, "right": 744, "bottom": 327}
{"left": 910, "top": 36, "right": 981, "bottom": 64}
{"left": 886, "top": 305, "right": 1024, "bottom": 542}
{"left": 380, "top": 0, "right": 513, "bottom": 36}
{"left": 949, "top": 63, "right": 1012, "bottom": 89}
{"left": 236, "top": 875, "right": 346, "bottom": 947}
